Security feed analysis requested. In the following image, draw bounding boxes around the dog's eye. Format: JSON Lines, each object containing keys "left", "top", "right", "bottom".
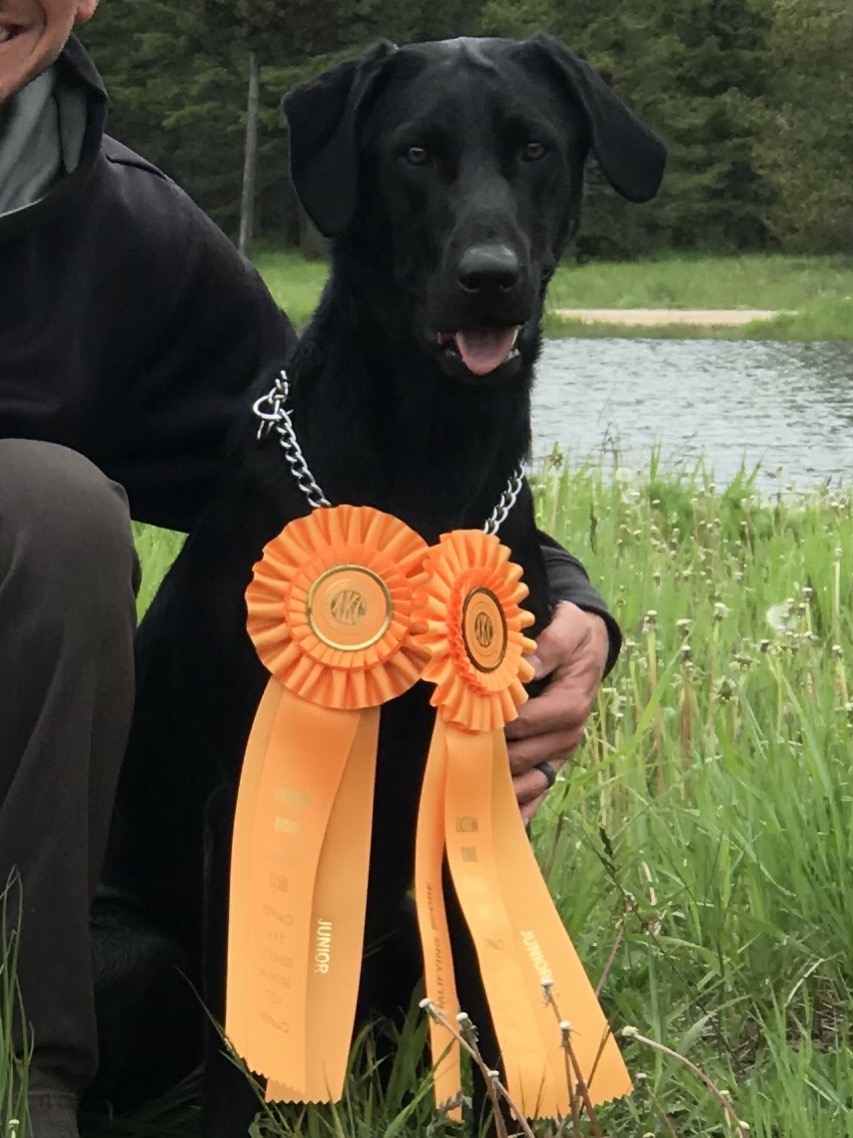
{"left": 404, "top": 146, "right": 429, "bottom": 166}
{"left": 522, "top": 141, "right": 549, "bottom": 162}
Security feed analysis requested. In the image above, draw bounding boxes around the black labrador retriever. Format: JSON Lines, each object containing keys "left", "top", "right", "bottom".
{"left": 93, "top": 31, "right": 665, "bottom": 1138}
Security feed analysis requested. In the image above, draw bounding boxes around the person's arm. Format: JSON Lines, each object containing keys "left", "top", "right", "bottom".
{"left": 92, "top": 162, "right": 298, "bottom": 534}
{"left": 538, "top": 531, "right": 621, "bottom": 674}
{"left": 508, "top": 534, "right": 621, "bottom": 823}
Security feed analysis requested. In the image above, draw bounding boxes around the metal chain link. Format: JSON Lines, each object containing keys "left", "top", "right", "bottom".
{"left": 483, "top": 465, "right": 525, "bottom": 536}
{"left": 252, "top": 370, "right": 331, "bottom": 510}
{"left": 253, "top": 369, "right": 524, "bottom": 532}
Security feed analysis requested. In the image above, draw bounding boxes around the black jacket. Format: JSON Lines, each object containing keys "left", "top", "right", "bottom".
{"left": 0, "top": 38, "right": 620, "bottom": 667}
{"left": 0, "top": 36, "right": 297, "bottom": 534}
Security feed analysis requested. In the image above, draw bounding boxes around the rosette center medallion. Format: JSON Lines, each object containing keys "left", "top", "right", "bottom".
{"left": 461, "top": 586, "right": 507, "bottom": 672}
{"left": 307, "top": 565, "right": 393, "bottom": 651}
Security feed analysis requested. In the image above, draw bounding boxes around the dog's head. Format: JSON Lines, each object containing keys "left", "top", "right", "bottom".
{"left": 284, "top": 35, "right": 666, "bottom": 385}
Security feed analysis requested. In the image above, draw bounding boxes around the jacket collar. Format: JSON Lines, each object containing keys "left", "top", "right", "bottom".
{"left": 0, "top": 36, "right": 106, "bottom": 242}
{"left": 56, "top": 34, "right": 108, "bottom": 160}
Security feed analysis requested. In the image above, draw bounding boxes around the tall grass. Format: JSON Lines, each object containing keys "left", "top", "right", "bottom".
{"left": 1, "top": 879, "right": 30, "bottom": 1135}
{"left": 526, "top": 455, "right": 853, "bottom": 1136}
{"left": 123, "top": 459, "right": 853, "bottom": 1136}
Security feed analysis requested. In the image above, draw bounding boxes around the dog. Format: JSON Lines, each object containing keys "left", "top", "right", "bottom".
{"left": 93, "top": 31, "right": 665, "bottom": 1137}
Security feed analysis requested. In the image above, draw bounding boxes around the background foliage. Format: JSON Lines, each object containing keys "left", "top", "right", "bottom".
{"left": 80, "top": 0, "right": 853, "bottom": 260}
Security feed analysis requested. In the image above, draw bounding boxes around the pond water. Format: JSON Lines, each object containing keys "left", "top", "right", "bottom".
{"left": 531, "top": 338, "right": 853, "bottom": 492}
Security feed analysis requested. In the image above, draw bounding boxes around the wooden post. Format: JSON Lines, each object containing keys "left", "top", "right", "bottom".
{"left": 238, "top": 49, "right": 260, "bottom": 257}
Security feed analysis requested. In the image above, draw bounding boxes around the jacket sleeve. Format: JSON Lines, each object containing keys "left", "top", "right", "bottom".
{"left": 93, "top": 166, "right": 299, "bottom": 534}
{"left": 539, "top": 530, "right": 622, "bottom": 676}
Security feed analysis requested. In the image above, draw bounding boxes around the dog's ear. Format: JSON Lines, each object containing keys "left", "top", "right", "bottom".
{"left": 282, "top": 40, "right": 397, "bottom": 237}
{"left": 524, "top": 32, "right": 666, "bottom": 203}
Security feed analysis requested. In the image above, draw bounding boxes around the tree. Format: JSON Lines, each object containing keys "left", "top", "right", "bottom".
{"left": 758, "top": 0, "right": 853, "bottom": 253}
{"left": 82, "top": 0, "right": 853, "bottom": 257}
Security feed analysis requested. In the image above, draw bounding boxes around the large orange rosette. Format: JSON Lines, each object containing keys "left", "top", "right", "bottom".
{"left": 412, "top": 531, "right": 632, "bottom": 1120}
{"left": 227, "top": 505, "right": 428, "bottom": 1104}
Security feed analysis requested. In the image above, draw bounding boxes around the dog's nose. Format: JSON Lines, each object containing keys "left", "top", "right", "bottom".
{"left": 457, "top": 244, "right": 521, "bottom": 294}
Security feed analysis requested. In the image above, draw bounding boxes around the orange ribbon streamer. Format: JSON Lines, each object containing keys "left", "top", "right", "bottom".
{"left": 227, "top": 506, "right": 427, "bottom": 1102}
{"left": 228, "top": 510, "right": 632, "bottom": 1118}
{"left": 228, "top": 686, "right": 374, "bottom": 1098}
{"left": 413, "top": 531, "right": 632, "bottom": 1117}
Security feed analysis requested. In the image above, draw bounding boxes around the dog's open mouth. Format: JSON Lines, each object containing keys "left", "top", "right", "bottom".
{"left": 437, "top": 327, "right": 521, "bottom": 378}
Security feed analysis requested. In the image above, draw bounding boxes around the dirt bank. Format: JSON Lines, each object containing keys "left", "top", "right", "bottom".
{"left": 553, "top": 307, "right": 785, "bottom": 326}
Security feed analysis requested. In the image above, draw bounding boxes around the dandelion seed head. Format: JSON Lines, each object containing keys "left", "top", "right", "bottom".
{"left": 716, "top": 676, "right": 735, "bottom": 702}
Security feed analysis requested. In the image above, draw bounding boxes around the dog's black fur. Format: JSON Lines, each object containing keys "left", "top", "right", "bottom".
{"left": 92, "top": 33, "right": 665, "bottom": 1138}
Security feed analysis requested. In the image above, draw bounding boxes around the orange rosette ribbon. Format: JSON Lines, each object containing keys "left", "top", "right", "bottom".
{"left": 412, "top": 530, "right": 632, "bottom": 1120}
{"left": 227, "top": 505, "right": 427, "bottom": 1105}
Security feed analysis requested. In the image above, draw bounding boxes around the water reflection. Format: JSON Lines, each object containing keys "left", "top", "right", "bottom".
{"left": 531, "top": 338, "right": 853, "bottom": 491}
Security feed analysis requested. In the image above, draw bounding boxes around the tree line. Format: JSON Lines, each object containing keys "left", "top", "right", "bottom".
{"left": 80, "top": 0, "right": 853, "bottom": 260}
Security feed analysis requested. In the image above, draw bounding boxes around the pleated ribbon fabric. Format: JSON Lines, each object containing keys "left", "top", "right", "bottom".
{"left": 411, "top": 531, "right": 633, "bottom": 1117}
{"left": 226, "top": 506, "right": 632, "bottom": 1116}
{"left": 227, "top": 505, "right": 428, "bottom": 1102}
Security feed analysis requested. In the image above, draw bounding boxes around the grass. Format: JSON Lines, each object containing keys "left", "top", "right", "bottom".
{"left": 117, "top": 457, "right": 853, "bottom": 1137}
{"left": 252, "top": 248, "right": 331, "bottom": 330}
{"left": 252, "top": 248, "right": 853, "bottom": 342}
{"left": 526, "top": 456, "right": 853, "bottom": 1136}
{"left": 1, "top": 879, "right": 30, "bottom": 1135}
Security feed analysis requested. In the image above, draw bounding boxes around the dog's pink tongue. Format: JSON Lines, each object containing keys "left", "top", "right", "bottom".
{"left": 455, "top": 328, "right": 517, "bottom": 376}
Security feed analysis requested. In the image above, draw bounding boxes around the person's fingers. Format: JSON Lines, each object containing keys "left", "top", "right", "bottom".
{"left": 524, "top": 602, "right": 608, "bottom": 682}
{"left": 511, "top": 758, "right": 571, "bottom": 803}
{"left": 520, "top": 790, "right": 549, "bottom": 825}
{"left": 507, "top": 728, "right": 578, "bottom": 775}
{"left": 505, "top": 682, "right": 590, "bottom": 740}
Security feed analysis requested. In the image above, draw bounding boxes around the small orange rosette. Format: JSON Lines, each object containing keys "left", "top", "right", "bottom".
{"left": 227, "top": 505, "right": 427, "bottom": 1105}
{"left": 412, "top": 531, "right": 632, "bottom": 1120}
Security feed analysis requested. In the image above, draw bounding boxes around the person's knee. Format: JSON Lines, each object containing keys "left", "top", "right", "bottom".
{"left": 0, "top": 439, "right": 138, "bottom": 627}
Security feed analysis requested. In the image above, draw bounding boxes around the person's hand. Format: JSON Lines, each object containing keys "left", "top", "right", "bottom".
{"left": 505, "top": 602, "right": 610, "bottom": 823}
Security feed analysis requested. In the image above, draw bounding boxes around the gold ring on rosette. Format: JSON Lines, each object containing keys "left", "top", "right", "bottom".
{"left": 412, "top": 530, "right": 538, "bottom": 732}
{"left": 461, "top": 587, "right": 507, "bottom": 673}
{"left": 245, "top": 506, "right": 429, "bottom": 710}
{"left": 307, "top": 565, "right": 393, "bottom": 652}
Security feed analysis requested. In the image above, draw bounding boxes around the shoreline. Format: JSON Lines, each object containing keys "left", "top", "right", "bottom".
{"left": 552, "top": 307, "right": 786, "bottom": 327}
